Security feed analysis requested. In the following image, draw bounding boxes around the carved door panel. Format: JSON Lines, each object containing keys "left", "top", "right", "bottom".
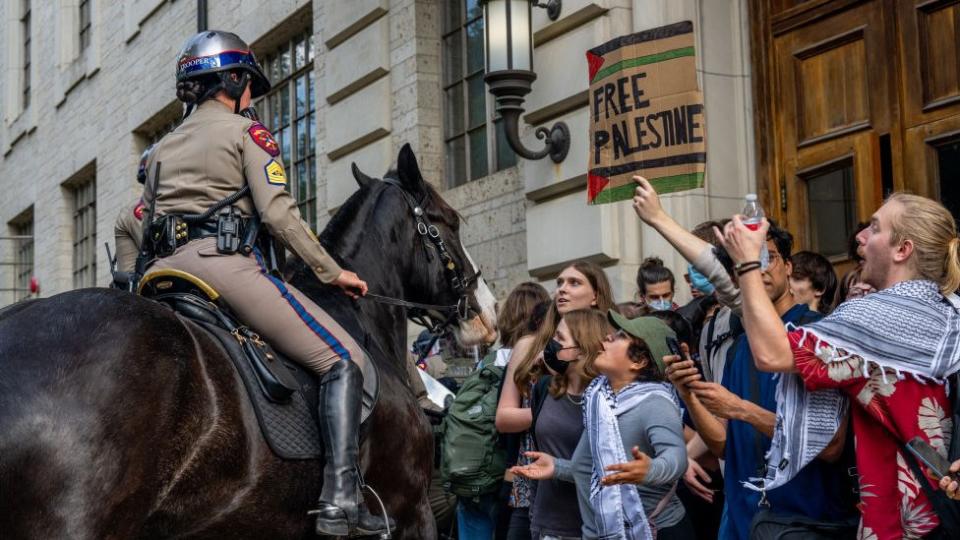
{"left": 898, "top": 0, "right": 960, "bottom": 219}
{"left": 783, "top": 132, "right": 880, "bottom": 278}
{"left": 770, "top": 0, "right": 891, "bottom": 261}
{"left": 897, "top": 0, "right": 960, "bottom": 131}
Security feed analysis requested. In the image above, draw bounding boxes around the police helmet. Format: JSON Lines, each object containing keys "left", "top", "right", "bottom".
{"left": 137, "top": 144, "right": 155, "bottom": 185}
{"left": 176, "top": 31, "right": 271, "bottom": 102}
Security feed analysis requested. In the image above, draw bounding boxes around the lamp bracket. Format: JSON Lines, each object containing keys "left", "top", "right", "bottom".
{"left": 534, "top": 0, "right": 562, "bottom": 21}
{"left": 485, "top": 70, "right": 570, "bottom": 163}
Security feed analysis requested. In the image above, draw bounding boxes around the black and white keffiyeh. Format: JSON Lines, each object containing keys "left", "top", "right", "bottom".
{"left": 801, "top": 280, "right": 960, "bottom": 381}
{"left": 752, "top": 280, "right": 960, "bottom": 492}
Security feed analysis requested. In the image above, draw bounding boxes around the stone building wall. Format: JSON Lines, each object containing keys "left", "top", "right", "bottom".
{"left": 0, "top": 0, "right": 757, "bottom": 313}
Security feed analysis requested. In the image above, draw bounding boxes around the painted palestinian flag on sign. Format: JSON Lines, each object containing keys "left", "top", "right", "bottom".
{"left": 587, "top": 21, "right": 706, "bottom": 205}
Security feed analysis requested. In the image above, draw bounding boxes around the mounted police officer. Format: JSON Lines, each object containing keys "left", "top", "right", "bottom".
{"left": 113, "top": 145, "right": 153, "bottom": 278}
{"left": 141, "top": 30, "right": 392, "bottom": 536}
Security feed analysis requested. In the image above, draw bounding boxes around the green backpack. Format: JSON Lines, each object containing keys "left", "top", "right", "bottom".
{"left": 440, "top": 352, "right": 507, "bottom": 498}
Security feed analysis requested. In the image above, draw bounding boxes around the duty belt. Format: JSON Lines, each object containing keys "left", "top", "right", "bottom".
{"left": 186, "top": 220, "right": 222, "bottom": 241}
{"left": 163, "top": 218, "right": 252, "bottom": 243}
{"left": 150, "top": 214, "right": 258, "bottom": 258}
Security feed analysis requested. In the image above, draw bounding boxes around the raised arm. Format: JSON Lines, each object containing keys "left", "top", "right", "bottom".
{"left": 717, "top": 217, "right": 795, "bottom": 372}
{"left": 632, "top": 176, "right": 740, "bottom": 308}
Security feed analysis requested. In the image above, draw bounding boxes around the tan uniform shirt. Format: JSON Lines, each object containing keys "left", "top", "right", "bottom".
{"left": 114, "top": 198, "right": 144, "bottom": 273}
{"left": 142, "top": 100, "right": 343, "bottom": 283}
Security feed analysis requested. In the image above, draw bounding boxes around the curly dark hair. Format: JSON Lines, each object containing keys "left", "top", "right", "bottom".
{"left": 625, "top": 335, "right": 665, "bottom": 382}
{"left": 649, "top": 310, "right": 693, "bottom": 350}
{"left": 714, "top": 218, "right": 793, "bottom": 279}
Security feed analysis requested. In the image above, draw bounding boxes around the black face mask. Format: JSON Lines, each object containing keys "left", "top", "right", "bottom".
{"left": 543, "top": 339, "right": 570, "bottom": 375}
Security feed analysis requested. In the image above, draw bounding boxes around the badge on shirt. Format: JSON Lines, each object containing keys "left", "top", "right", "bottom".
{"left": 133, "top": 199, "right": 145, "bottom": 221}
{"left": 265, "top": 160, "right": 287, "bottom": 186}
{"left": 248, "top": 123, "right": 280, "bottom": 157}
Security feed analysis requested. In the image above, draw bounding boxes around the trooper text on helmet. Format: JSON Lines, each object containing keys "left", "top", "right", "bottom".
{"left": 175, "top": 30, "right": 271, "bottom": 115}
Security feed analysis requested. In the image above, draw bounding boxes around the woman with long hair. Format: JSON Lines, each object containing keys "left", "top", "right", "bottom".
{"left": 526, "top": 309, "right": 605, "bottom": 539}
{"left": 495, "top": 262, "right": 614, "bottom": 539}
{"left": 513, "top": 311, "right": 693, "bottom": 540}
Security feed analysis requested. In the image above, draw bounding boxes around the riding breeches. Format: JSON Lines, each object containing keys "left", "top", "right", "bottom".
{"left": 150, "top": 237, "right": 362, "bottom": 375}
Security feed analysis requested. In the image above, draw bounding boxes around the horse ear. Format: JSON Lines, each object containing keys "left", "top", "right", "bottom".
{"left": 396, "top": 143, "right": 424, "bottom": 191}
{"left": 352, "top": 162, "right": 375, "bottom": 188}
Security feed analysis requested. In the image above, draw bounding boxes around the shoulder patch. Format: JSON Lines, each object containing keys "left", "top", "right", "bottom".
{"left": 248, "top": 122, "right": 280, "bottom": 157}
{"left": 265, "top": 160, "right": 287, "bottom": 186}
{"left": 133, "top": 199, "right": 145, "bottom": 221}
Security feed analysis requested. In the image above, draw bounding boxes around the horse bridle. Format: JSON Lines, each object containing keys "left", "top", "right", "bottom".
{"left": 362, "top": 176, "right": 481, "bottom": 335}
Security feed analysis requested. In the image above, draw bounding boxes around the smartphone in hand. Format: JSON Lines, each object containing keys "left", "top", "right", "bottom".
{"left": 905, "top": 437, "right": 956, "bottom": 480}
{"left": 666, "top": 337, "right": 682, "bottom": 357}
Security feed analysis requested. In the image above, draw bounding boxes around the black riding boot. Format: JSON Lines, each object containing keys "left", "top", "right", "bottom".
{"left": 312, "top": 361, "right": 394, "bottom": 537}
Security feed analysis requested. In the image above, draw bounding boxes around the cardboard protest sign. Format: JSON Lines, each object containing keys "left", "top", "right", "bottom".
{"left": 586, "top": 21, "right": 706, "bottom": 205}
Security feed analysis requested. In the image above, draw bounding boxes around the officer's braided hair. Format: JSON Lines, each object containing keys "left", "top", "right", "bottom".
{"left": 176, "top": 78, "right": 207, "bottom": 104}
{"left": 176, "top": 73, "right": 224, "bottom": 104}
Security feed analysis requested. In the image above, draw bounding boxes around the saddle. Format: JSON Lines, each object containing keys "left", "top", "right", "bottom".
{"left": 138, "top": 269, "right": 380, "bottom": 460}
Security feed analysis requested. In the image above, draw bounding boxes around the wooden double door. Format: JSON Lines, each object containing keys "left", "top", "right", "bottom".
{"left": 752, "top": 0, "right": 960, "bottom": 268}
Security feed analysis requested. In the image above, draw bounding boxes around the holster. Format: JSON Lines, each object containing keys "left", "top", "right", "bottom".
{"left": 149, "top": 215, "right": 188, "bottom": 258}
{"left": 216, "top": 207, "right": 243, "bottom": 254}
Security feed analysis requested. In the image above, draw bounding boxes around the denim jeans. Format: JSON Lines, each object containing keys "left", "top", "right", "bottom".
{"left": 457, "top": 492, "right": 500, "bottom": 540}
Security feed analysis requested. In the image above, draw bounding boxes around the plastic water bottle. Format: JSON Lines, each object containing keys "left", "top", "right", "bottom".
{"left": 742, "top": 194, "right": 769, "bottom": 270}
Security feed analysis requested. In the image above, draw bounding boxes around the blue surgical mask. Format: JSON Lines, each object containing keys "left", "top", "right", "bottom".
{"left": 648, "top": 298, "right": 673, "bottom": 311}
{"left": 687, "top": 264, "right": 715, "bottom": 296}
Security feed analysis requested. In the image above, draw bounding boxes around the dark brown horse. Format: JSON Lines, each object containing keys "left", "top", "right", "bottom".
{"left": 0, "top": 145, "right": 498, "bottom": 539}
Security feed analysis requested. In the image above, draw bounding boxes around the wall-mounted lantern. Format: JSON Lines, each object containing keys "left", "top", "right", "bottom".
{"left": 482, "top": 0, "right": 569, "bottom": 163}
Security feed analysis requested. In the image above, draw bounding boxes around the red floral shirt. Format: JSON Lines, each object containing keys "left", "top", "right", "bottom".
{"left": 789, "top": 330, "right": 953, "bottom": 540}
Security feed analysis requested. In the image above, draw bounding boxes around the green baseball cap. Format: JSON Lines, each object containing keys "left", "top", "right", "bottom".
{"left": 607, "top": 309, "right": 676, "bottom": 375}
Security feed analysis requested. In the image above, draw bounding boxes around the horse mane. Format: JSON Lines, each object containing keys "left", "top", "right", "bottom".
{"left": 319, "top": 182, "right": 375, "bottom": 248}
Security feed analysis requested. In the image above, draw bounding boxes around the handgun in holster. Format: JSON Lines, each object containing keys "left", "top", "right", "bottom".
{"left": 216, "top": 207, "right": 242, "bottom": 254}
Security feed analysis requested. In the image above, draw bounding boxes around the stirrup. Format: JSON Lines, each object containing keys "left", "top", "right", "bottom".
{"left": 359, "top": 483, "right": 393, "bottom": 539}
{"left": 308, "top": 472, "right": 394, "bottom": 538}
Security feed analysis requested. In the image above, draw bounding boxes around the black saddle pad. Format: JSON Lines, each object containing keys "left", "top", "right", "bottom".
{"left": 190, "top": 319, "right": 321, "bottom": 459}
{"left": 178, "top": 317, "right": 379, "bottom": 460}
